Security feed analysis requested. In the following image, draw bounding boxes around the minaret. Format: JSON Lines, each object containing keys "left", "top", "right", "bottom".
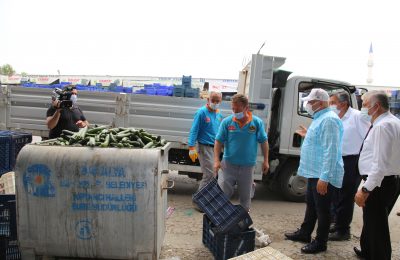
{"left": 367, "top": 42, "right": 374, "bottom": 84}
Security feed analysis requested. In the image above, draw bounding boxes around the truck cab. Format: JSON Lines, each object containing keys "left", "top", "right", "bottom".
{"left": 240, "top": 54, "right": 358, "bottom": 201}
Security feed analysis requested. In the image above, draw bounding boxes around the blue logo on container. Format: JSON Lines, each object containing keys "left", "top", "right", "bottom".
{"left": 76, "top": 219, "right": 94, "bottom": 240}
{"left": 23, "top": 164, "right": 56, "bottom": 197}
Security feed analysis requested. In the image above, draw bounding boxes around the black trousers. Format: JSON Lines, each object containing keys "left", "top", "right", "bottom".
{"left": 300, "top": 178, "right": 336, "bottom": 244}
{"left": 331, "top": 155, "right": 361, "bottom": 232}
{"left": 360, "top": 176, "right": 400, "bottom": 260}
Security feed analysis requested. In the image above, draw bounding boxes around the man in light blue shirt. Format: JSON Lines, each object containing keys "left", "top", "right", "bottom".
{"left": 188, "top": 91, "right": 223, "bottom": 190}
{"left": 285, "top": 88, "right": 344, "bottom": 254}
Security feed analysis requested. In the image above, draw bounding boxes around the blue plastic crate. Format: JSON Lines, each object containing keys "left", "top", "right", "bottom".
{"left": 123, "top": 87, "right": 133, "bottom": 93}
{"left": 173, "top": 86, "right": 184, "bottom": 97}
{"left": 134, "top": 89, "right": 146, "bottom": 95}
{"left": 145, "top": 87, "right": 157, "bottom": 95}
{"left": 202, "top": 214, "right": 255, "bottom": 260}
{"left": 185, "top": 88, "right": 200, "bottom": 98}
{"left": 0, "top": 131, "right": 32, "bottom": 176}
{"left": 167, "top": 86, "right": 174, "bottom": 96}
{"left": 193, "top": 179, "right": 253, "bottom": 234}
{"left": 75, "top": 85, "right": 88, "bottom": 91}
{"left": 182, "top": 75, "right": 192, "bottom": 83}
{"left": 114, "top": 86, "right": 124, "bottom": 93}
{"left": 156, "top": 89, "right": 169, "bottom": 96}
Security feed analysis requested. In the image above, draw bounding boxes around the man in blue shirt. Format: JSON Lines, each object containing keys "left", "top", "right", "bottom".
{"left": 214, "top": 94, "right": 269, "bottom": 211}
{"left": 285, "top": 88, "right": 344, "bottom": 254}
{"left": 188, "top": 91, "right": 223, "bottom": 191}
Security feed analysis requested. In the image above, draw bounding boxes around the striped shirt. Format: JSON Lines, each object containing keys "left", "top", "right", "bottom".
{"left": 298, "top": 108, "right": 344, "bottom": 188}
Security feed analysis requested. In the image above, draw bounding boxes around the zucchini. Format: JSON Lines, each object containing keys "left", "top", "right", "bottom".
{"left": 110, "top": 133, "right": 117, "bottom": 143}
{"left": 100, "top": 134, "right": 110, "bottom": 148}
{"left": 141, "top": 135, "right": 153, "bottom": 144}
{"left": 62, "top": 129, "right": 76, "bottom": 136}
{"left": 116, "top": 132, "right": 131, "bottom": 138}
{"left": 88, "top": 137, "right": 96, "bottom": 147}
{"left": 143, "top": 141, "right": 154, "bottom": 149}
{"left": 87, "top": 125, "right": 108, "bottom": 134}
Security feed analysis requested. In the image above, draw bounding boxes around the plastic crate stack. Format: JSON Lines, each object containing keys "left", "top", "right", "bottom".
{"left": 193, "top": 179, "right": 255, "bottom": 260}
{"left": 0, "top": 131, "right": 32, "bottom": 176}
{"left": 135, "top": 84, "right": 174, "bottom": 96}
{"left": 0, "top": 195, "right": 21, "bottom": 260}
{"left": 179, "top": 75, "right": 200, "bottom": 98}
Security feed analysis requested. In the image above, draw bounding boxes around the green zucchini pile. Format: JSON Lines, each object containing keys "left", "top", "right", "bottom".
{"left": 36, "top": 125, "right": 167, "bottom": 148}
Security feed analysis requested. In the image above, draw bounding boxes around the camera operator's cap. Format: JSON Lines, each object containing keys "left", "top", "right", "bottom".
{"left": 302, "top": 88, "right": 329, "bottom": 102}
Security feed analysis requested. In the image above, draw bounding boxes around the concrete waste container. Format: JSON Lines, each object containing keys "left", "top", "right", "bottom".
{"left": 14, "top": 144, "right": 172, "bottom": 260}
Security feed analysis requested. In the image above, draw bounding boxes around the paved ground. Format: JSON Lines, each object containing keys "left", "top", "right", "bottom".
{"left": 159, "top": 173, "right": 400, "bottom": 260}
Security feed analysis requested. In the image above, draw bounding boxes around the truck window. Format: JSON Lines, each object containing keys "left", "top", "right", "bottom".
{"left": 297, "top": 82, "right": 353, "bottom": 117}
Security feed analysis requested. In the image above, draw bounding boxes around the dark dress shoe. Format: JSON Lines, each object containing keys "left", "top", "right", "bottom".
{"left": 354, "top": 247, "right": 365, "bottom": 258}
{"left": 328, "top": 230, "right": 351, "bottom": 241}
{"left": 284, "top": 229, "right": 311, "bottom": 243}
{"left": 301, "top": 240, "right": 327, "bottom": 254}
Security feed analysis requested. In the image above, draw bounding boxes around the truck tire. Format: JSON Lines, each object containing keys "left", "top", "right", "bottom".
{"left": 279, "top": 159, "right": 307, "bottom": 202}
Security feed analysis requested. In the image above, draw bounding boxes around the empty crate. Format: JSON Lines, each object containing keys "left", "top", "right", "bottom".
{"left": 193, "top": 178, "right": 253, "bottom": 234}
{"left": 0, "top": 195, "right": 21, "bottom": 260}
{"left": 0, "top": 131, "right": 32, "bottom": 176}
{"left": 203, "top": 214, "right": 255, "bottom": 260}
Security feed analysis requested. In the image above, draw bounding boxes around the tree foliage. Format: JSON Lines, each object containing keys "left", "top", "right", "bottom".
{"left": 0, "top": 64, "right": 16, "bottom": 76}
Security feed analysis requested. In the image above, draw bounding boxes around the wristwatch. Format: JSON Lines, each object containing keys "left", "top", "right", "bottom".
{"left": 361, "top": 186, "right": 370, "bottom": 194}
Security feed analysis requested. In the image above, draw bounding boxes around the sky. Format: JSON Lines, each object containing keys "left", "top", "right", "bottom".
{"left": 1, "top": 0, "right": 400, "bottom": 86}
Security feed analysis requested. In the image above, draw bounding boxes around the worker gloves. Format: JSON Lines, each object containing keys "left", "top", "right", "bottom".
{"left": 189, "top": 147, "right": 198, "bottom": 162}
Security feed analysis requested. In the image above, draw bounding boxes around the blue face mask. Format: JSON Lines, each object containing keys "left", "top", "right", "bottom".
{"left": 233, "top": 111, "right": 244, "bottom": 120}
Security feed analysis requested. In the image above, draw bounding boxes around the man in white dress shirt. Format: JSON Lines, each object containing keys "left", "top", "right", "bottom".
{"left": 354, "top": 90, "right": 400, "bottom": 260}
{"left": 328, "top": 92, "right": 370, "bottom": 241}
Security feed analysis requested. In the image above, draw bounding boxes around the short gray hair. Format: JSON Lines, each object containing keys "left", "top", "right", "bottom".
{"left": 331, "top": 92, "right": 350, "bottom": 106}
{"left": 362, "top": 90, "right": 389, "bottom": 111}
{"left": 209, "top": 91, "right": 222, "bottom": 97}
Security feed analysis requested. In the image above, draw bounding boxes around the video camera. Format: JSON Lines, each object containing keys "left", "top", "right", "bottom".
{"left": 52, "top": 86, "right": 75, "bottom": 108}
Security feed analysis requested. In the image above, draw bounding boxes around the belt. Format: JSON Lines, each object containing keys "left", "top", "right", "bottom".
{"left": 361, "top": 175, "right": 398, "bottom": 181}
{"left": 199, "top": 143, "right": 214, "bottom": 148}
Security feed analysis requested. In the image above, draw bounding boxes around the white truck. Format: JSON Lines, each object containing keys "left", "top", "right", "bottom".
{"left": 0, "top": 54, "right": 358, "bottom": 201}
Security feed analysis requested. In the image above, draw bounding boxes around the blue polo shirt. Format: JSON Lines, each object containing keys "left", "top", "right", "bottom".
{"left": 216, "top": 112, "right": 268, "bottom": 166}
{"left": 188, "top": 105, "right": 223, "bottom": 147}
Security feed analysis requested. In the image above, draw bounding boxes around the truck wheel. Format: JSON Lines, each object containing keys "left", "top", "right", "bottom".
{"left": 279, "top": 160, "right": 307, "bottom": 202}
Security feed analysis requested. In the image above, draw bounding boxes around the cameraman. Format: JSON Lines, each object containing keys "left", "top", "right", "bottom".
{"left": 46, "top": 87, "right": 89, "bottom": 139}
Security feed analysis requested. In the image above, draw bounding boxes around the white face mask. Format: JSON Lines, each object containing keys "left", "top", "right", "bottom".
{"left": 71, "top": 94, "right": 78, "bottom": 105}
{"left": 233, "top": 111, "right": 244, "bottom": 119}
{"left": 360, "top": 104, "right": 376, "bottom": 122}
{"left": 305, "top": 103, "right": 315, "bottom": 116}
{"left": 209, "top": 103, "right": 219, "bottom": 110}
{"left": 330, "top": 105, "right": 340, "bottom": 115}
